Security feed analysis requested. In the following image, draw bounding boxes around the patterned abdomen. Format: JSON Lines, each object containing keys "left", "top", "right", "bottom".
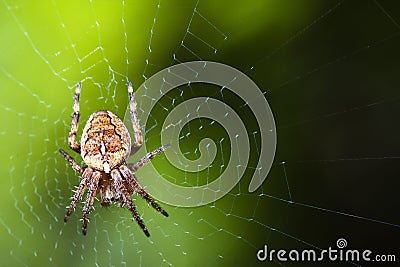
{"left": 80, "top": 111, "right": 131, "bottom": 173}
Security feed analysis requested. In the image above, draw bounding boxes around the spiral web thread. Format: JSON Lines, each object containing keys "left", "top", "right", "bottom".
{"left": 0, "top": 0, "right": 400, "bottom": 266}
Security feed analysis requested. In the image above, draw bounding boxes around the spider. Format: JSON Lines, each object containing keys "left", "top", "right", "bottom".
{"left": 59, "top": 81, "right": 169, "bottom": 237}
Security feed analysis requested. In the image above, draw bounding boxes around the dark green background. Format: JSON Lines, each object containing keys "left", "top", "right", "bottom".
{"left": 0, "top": 0, "right": 399, "bottom": 266}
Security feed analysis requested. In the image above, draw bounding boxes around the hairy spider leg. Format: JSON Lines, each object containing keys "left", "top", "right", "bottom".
{"left": 127, "top": 144, "right": 170, "bottom": 172}
{"left": 127, "top": 81, "right": 143, "bottom": 152}
{"left": 111, "top": 169, "right": 150, "bottom": 237}
{"left": 120, "top": 165, "right": 168, "bottom": 217}
{"left": 59, "top": 148, "right": 83, "bottom": 174}
{"left": 68, "top": 82, "right": 82, "bottom": 153}
{"left": 64, "top": 167, "right": 93, "bottom": 222}
{"left": 82, "top": 171, "right": 101, "bottom": 235}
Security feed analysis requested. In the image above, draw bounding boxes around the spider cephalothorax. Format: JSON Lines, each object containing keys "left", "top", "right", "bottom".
{"left": 59, "top": 82, "right": 168, "bottom": 237}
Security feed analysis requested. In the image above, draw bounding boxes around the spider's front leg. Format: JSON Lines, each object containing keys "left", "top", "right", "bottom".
{"left": 127, "top": 81, "right": 143, "bottom": 153}
{"left": 111, "top": 169, "right": 150, "bottom": 237}
{"left": 68, "top": 82, "right": 82, "bottom": 153}
{"left": 64, "top": 167, "right": 93, "bottom": 222}
{"left": 120, "top": 165, "right": 168, "bottom": 217}
{"left": 82, "top": 171, "right": 101, "bottom": 235}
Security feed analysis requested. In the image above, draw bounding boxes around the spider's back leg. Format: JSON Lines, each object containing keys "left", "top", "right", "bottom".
{"left": 127, "top": 82, "right": 143, "bottom": 152}
{"left": 68, "top": 82, "right": 82, "bottom": 153}
{"left": 59, "top": 148, "right": 83, "bottom": 174}
{"left": 127, "top": 144, "right": 170, "bottom": 172}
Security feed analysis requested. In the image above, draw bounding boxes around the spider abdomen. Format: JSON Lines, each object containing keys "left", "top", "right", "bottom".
{"left": 81, "top": 110, "right": 131, "bottom": 173}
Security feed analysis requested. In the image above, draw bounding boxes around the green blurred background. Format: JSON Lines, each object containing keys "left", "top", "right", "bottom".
{"left": 1, "top": 0, "right": 400, "bottom": 266}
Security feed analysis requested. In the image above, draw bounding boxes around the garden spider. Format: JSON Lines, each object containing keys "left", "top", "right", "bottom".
{"left": 59, "top": 82, "right": 169, "bottom": 237}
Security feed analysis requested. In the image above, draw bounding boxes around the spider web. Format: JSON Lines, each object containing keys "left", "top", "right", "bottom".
{"left": 1, "top": 0, "right": 400, "bottom": 266}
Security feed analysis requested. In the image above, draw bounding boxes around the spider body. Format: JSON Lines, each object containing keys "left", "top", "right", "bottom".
{"left": 59, "top": 82, "right": 169, "bottom": 237}
{"left": 81, "top": 110, "right": 131, "bottom": 173}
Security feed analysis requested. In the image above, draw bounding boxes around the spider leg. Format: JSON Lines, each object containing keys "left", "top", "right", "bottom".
{"left": 64, "top": 167, "right": 93, "bottom": 222}
{"left": 59, "top": 148, "right": 83, "bottom": 174}
{"left": 127, "top": 144, "right": 170, "bottom": 172}
{"left": 68, "top": 82, "right": 82, "bottom": 153}
{"left": 120, "top": 164, "right": 168, "bottom": 217}
{"left": 111, "top": 169, "right": 150, "bottom": 237}
{"left": 127, "top": 81, "right": 143, "bottom": 152}
{"left": 82, "top": 170, "right": 101, "bottom": 235}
